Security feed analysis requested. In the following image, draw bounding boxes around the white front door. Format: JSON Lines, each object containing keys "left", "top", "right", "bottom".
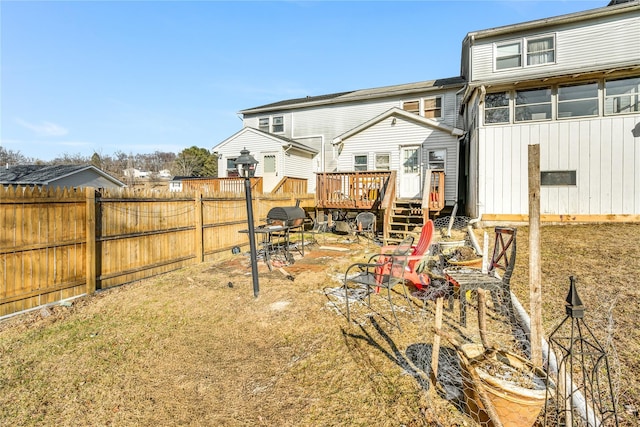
{"left": 399, "top": 146, "right": 422, "bottom": 198}
{"left": 262, "top": 153, "right": 278, "bottom": 192}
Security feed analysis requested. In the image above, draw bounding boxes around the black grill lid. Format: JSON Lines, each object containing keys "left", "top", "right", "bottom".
{"left": 267, "top": 206, "right": 306, "bottom": 221}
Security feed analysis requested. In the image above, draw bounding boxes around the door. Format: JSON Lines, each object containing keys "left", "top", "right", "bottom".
{"left": 262, "top": 153, "right": 278, "bottom": 192}
{"left": 399, "top": 146, "right": 422, "bottom": 198}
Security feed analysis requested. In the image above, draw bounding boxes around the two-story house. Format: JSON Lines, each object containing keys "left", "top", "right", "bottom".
{"left": 214, "top": 0, "right": 639, "bottom": 224}
{"left": 460, "top": 0, "right": 640, "bottom": 222}
{"left": 213, "top": 78, "right": 465, "bottom": 205}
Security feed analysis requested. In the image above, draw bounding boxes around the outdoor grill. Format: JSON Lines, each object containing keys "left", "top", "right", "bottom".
{"left": 266, "top": 206, "right": 306, "bottom": 227}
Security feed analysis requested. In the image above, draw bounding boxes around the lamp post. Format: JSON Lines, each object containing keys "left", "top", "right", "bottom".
{"left": 235, "top": 148, "right": 260, "bottom": 298}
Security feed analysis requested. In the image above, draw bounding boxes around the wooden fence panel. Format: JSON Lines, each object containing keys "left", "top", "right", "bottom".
{"left": 97, "top": 190, "right": 197, "bottom": 289}
{"left": 0, "top": 187, "right": 87, "bottom": 316}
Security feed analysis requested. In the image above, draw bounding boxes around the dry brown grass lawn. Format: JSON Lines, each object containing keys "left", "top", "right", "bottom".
{"left": 1, "top": 223, "right": 639, "bottom": 426}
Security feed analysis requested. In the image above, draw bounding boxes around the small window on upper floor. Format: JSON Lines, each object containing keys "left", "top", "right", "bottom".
{"left": 495, "top": 34, "right": 555, "bottom": 71}
{"left": 424, "top": 97, "right": 442, "bottom": 119}
{"left": 402, "top": 100, "right": 419, "bottom": 114}
{"left": 605, "top": 76, "right": 640, "bottom": 115}
{"left": 272, "top": 116, "right": 284, "bottom": 133}
{"left": 527, "top": 36, "right": 555, "bottom": 66}
{"left": 496, "top": 41, "right": 522, "bottom": 70}
{"left": 258, "top": 118, "right": 269, "bottom": 132}
{"left": 515, "top": 87, "right": 552, "bottom": 122}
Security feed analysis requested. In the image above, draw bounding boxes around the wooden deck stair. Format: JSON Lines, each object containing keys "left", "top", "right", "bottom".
{"left": 385, "top": 199, "right": 426, "bottom": 245}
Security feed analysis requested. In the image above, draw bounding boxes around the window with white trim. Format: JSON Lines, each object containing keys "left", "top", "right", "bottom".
{"left": 258, "top": 118, "right": 269, "bottom": 132}
{"left": 272, "top": 116, "right": 284, "bottom": 133}
{"left": 495, "top": 34, "right": 555, "bottom": 70}
{"left": 496, "top": 41, "right": 522, "bottom": 70}
{"left": 485, "top": 92, "right": 510, "bottom": 124}
{"left": 402, "top": 100, "right": 419, "bottom": 114}
{"left": 558, "top": 82, "right": 598, "bottom": 119}
{"left": 354, "top": 154, "right": 368, "bottom": 171}
{"left": 515, "top": 87, "right": 552, "bottom": 122}
{"left": 427, "top": 149, "right": 446, "bottom": 170}
{"left": 605, "top": 76, "right": 640, "bottom": 115}
{"left": 527, "top": 36, "right": 555, "bottom": 66}
{"left": 226, "top": 158, "right": 238, "bottom": 177}
{"left": 424, "top": 97, "right": 442, "bottom": 118}
{"left": 375, "top": 153, "right": 390, "bottom": 170}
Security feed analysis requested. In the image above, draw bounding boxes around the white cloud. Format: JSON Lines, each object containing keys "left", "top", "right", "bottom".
{"left": 14, "top": 118, "right": 69, "bottom": 137}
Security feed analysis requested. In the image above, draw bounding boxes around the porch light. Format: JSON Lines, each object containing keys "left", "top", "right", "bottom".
{"left": 234, "top": 148, "right": 258, "bottom": 178}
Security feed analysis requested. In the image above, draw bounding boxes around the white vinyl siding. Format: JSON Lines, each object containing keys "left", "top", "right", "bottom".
{"left": 477, "top": 116, "right": 640, "bottom": 216}
{"left": 336, "top": 115, "right": 459, "bottom": 204}
{"left": 470, "top": 14, "right": 640, "bottom": 82}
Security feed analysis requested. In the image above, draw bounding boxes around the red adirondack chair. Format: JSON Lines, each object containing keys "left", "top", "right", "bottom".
{"left": 377, "top": 219, "right": 435, "bottom": 290}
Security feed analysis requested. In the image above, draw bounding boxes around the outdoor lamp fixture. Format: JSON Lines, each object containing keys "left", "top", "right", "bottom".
{"left": 235, "top": 148, "right": 260, "bottom": 298}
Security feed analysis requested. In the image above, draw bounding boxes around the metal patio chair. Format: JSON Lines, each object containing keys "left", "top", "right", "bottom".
{"left": 343, "top": 235, "right": 415, "bottom": 330}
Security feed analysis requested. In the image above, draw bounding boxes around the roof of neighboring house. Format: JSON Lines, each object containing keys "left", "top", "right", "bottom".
{"left": 0, "top": 164, "right": 126, "bottom": 187}
{"left": 239, "top": 77, "right": 466, "bottom": 115}
{"left": 333, "top": 107, "right": 465, "bottom": 145}
{"left": 213, "top": 127, "right": 319, "bottom": 154}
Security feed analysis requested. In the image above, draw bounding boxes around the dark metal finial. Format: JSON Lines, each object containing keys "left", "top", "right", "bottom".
{"left": 565, "top": 275, "right": 585, "bottom": 318}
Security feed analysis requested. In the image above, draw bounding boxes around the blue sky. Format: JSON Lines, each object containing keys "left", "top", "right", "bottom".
{"left": 1, "top": 0, "right": 605, "bottom": 162}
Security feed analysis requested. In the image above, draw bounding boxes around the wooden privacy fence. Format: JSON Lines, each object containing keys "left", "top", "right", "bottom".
{"left": 0, "top": 186, "right": 313, "bottom": 317}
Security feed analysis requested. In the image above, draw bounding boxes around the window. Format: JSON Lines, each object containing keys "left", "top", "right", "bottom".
{"left": 263, "top": 155, "right": 276, "bottom": 173}
{"left": 354, "top": 155, "right": 368, "bottom": 171}
{"left": 495, "top": 35, "right": 555, "bottom": 70}
{"left": 226, "top": 158, "right": 238, "bottom": 177}
{"left": 402, "top": 100, "right": 419, "bottom": 114}
{"left": 423, "top": 97, "right": 442, "bottom": 118}
{"left": 515, "top": 88, "right": 552, "bottom": 122}
{"left": 258, "top": 118, "right": 269, "bottom": 132}
{"left": 375, "top": 153, "right": 390, "bottom": 170}
{"left": 558, "top": 82, "right": 598, "bottom": 118}
{"left": 496, "top": 41, "right": 522, "bottom": 70}
{"left": 527, "top": 36, "right": 555, "bottom": 66}
{"left": 485, "top": 92, "right": 510, "bottom": 124}
{"left": 541, "top": 171, "right": 576, "bottom": 186}
{"left": 272, "top": 116, "right": 284, "bottom": 133}
{"left": 427, "top": 149, "right": 446, "bottom": 170}
{"left": 605, "top": 76, "right": 640, "bottom": 115}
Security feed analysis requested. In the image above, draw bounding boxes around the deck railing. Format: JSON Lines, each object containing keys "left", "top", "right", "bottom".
{"left": 271, "top": 177, "right": 308, "bottom": 194}
{"left": 421, "top": 169, "right": 446, "bottom": 219}
{"left": 315, "top": 171, "right": 396, "bottom": 210}
{"left": 181, "top": 177, "right": 263, "bottom": 194}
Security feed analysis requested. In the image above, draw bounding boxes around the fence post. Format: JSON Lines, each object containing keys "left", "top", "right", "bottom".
{"left": 85, "top": 187, "right": 97, "bottom": 293}
{"left": 195, "top": 191, "right": 204, "bottom": 263}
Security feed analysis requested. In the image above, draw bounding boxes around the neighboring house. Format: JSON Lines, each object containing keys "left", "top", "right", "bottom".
{"left": 0, "top": 164, "right": 126, "bottom": 190}
{"left": 213, "top": 0, "right": 639, "bottom": 221}
{"left": 460, "top": 0, "right": 640, "bottom": 221}
{"left": 123, "top": 168, "right": 150, "bottom": 178}
{"left": 214, "top": 77, "right": 466, "bottom": 201}
{"left": 169, "top": 176, "right": 189, "bottom": 192}
{"left": 213, "top": 128, "right": 318, "bottom": 192}
{"left": 158, "top": 169, "right": 172, "bottom": 179}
